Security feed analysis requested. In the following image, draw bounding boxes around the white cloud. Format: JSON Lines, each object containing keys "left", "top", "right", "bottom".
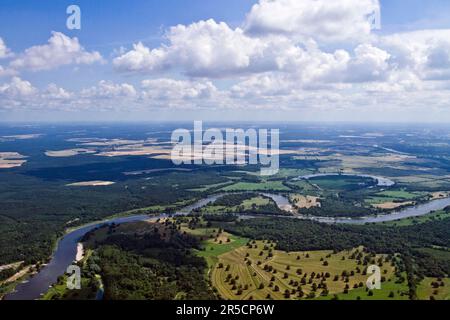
{"left": 0, "top": 77, "right": 37, "bottom": 98}
{"left": 10, "top": 32, "right": 103, "bottom": 71}
{"left": 4, "top": 0, "right": 450, "bottom": 121}
{"left": 0, "top": 65, "right": 16, "bottom": 77}
{"left": 114, "top": 19, "right": 271, "bottom": 77}
{"left": 1, "top": 73, "right": 449, "bottom": 122}
{"left": 0, "top": 38, "right": 12, "bottom": 59}
{"left": 113, "top": 42, "right": 169, "bottom": 73}
{"left": 0, "top": 77, "right": 224, "bottom": 111}
{"left": 378, "top": 29, "right": 450, "bottom": 80}
{"left": 81, "top": 80, "right": 137, "bottom": 99}
{"left": 113, "top": 18, "right": 392, "bottom": 85}
{"left": 244, "top": 0, "right": 379, "bottom": 43}
{"left": 341, "top": 44, "right": 391, "bottom": 82}
{"left": 141, "top": 78, "right": 216, "bottom": 99}
{"left": 0, "top": 38, "right": 14, "bottom": 77}
{"left": 366, "top": 72, "right": 421, "bottom": 93}
{"left": 43, "top": 83, "right": 73, "bottom": 100}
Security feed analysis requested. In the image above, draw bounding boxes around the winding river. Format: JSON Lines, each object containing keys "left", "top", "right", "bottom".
{"left": 5, "top": 189, "right": 450, "bottom": 300}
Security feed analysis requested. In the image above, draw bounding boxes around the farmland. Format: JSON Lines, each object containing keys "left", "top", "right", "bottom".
{"left": 210, "top": 242, "right": 400, "bottom": 300}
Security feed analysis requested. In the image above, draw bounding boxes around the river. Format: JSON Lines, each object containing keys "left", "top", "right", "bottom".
{"left": 5, "top": 192, "right": 449, "bottom": 300}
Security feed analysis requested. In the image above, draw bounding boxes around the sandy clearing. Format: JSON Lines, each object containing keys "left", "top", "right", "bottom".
{"left": 0, "top": 261, "right": 23, "bottom": 272}
{"left": 373, "top": 201, "right": 415, "bottom": 210}
{"left": 0, "top": 152, "right": 27, "bottom": 168}
{"left": 66, "top": 181, "right": 116, "bottom": 187}
{"left": 75, "top": 243, "right": 84, "bottom": 262}
{"left": 1, "top": 134, "right": 43, "bottom": 140}
{"left": 431, "top": 192, "right": 450, "bottom": 200}
{"left": 80, "top": 139, "right": 146, "bottom": 146}
{"left": 2, "top": 265, "right": 35, "bottom": 284}
{"left": 96, "top": 145, "right": 172, "bottom": 157}
{"left": 45, "top": 148, "right": 97, "bottom": 157}
{"left": 290, "top": 195, "right": 321, "bottom": 209}
{"left": 65, "top": 218, "right": 80, "bottom": 225}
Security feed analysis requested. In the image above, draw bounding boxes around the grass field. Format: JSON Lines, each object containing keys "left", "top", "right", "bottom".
{"left": 365, "top": 190, "right": 430, "bottom": 209}
{"left": 308, "top": 176, "right": 375, "bottom": 191}
{"left": 286, "top": 180, "right": 320, "bottom": 194}
{"left": 318, "top": 273, "right": 410, "bottom": 300}
{"left": 366, "top": 190, "right": 427, "bottom": 205}
{"left": 197, "top": 234, "right": 249, "bottom": 269}
{"left": 197, "top": 196, "right": 272, "bottom": 214}
{"left": 417, "top": 277, "right": 450, "bottom": 300}
{"left": 210, "top": 241, "right": 398, "bottom": 300}
{"left": 377, "top": 190, "right": 425, "bottom": 199}
{"left": 176, "top": 219, "right": 250, "bottom": 269}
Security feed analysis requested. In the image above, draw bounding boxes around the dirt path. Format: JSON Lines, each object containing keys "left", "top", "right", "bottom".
{"left": 2, "top": 265, "right": 36, "bottom": 284}
{"left": 0, "top": 261, "right": 23, "bottom": 272}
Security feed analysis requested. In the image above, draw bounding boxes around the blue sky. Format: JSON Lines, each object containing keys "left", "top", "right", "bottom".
{"left": 0, "top": 1, "right": 255, "bottom": 51}
{"left": 1, "top": 0, "right": 450, "bottom": 122}
{"left": 0, "top": 0, "right": 257, "bottom": 90}
{"left": 3, "top": 0, "right": 450, "bottom": 51}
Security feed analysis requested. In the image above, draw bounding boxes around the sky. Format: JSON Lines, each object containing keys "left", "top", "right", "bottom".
{"left": 1, "top": 0, "right": 450, "bottom": 122}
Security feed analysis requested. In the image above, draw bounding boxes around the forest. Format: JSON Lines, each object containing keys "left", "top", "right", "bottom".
{"left": 81, "top": 223, "right": 215, "bottom": 300}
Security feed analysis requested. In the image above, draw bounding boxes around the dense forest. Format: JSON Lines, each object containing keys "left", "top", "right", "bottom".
{"left": 302, "top": 197, "right": 375, "bottom": 217}
{"left": 82, "top": 223, "right": 215, "bottom": 300}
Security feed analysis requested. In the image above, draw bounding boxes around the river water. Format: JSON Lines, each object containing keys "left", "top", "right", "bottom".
{"left": 5, "top": 191, "right": 449, "bottom": 300}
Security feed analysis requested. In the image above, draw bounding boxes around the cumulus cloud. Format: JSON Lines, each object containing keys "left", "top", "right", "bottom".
{"left": 378, "top": 30, "right": 450, "bottom": 79}
{"left": 0, "top": 77, "right": 37, "bottom": 98}
{"left": 10, "top": 32, "right": 103, "bottom": 71}
{"left": 113, "top": 18, "right": 392, "bottom": 85}
{"left": 141, "top": 78, "right": 217, "bottom": 100}
{"left": 244, "top": 0, "right": 379, "bottom": 43}
{"left": 140, "top": 78, "right": 225, "bottom": 109}
{"left": 0, "top": 77, "right": 224, "bottom": 112}
{"left": 4, "top": 0, "right": 450, "bottom": 121}
{"left": 43, "top": 83, "right": 73, "bottom": 100}
{"left": 0, "top": 38, "right": 14, "bottom": 77}
{"left": 342, "top": 44, "right": 391, "bottom": 82}
{"left": 0, "top": 66, "right": 16, "bottom": 77}
{"left": 81, "top": 80, "right": 137, "bottom": 99}
{"left": 0, "top": 38, "right": 12, "bottom": 59}
{"left": 0, "top": 78, "right": 135, "bottom": 111}
{"left": 114, "top": 19, "right": 272, "bottom": 77}
{"left": 113, "top": 42, "right": 168, "bottom": 73}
